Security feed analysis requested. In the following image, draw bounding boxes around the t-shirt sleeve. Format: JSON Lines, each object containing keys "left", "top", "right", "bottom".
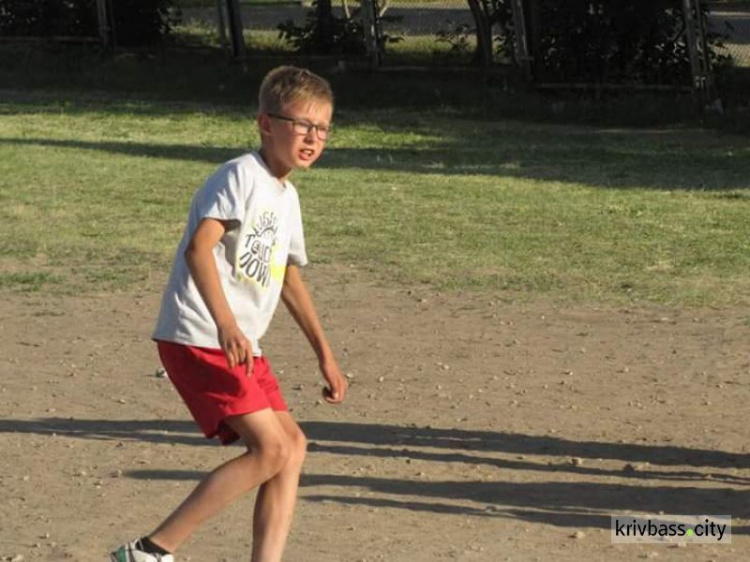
{"left": 193, "top": 162, "right": 251, "bottom": 224}
{"left": 287, "top": 189, "right": 308, "bottom": 267}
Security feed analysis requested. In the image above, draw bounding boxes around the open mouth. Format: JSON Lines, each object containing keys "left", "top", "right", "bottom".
{"left": 299, "top": 148, "right": 315, "bottom": 161}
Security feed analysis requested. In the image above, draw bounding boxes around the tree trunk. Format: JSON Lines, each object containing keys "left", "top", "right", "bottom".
{"left": 225, "top": 0, "right": 246, "bottom": 59}
{"left": 466, "top": 0, "right": 492, "bottom": 67}
{"left": 316, "top": 0, "right": 335, "bottom": 52}
{"left": 525, "top": 0, "right": 543, "bottom": 80}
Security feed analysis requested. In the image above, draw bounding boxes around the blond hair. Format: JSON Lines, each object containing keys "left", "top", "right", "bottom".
{"left": 259, "top": 66, "right": 333, "bottom": 114}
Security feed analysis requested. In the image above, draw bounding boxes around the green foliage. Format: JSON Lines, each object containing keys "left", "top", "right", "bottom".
{"left": 278, "top": 1, "right": 368, "bottom": 56}
{"left": 0, "top": 0, "right": 98, "bottom": 37}
{"left": 436, "top": 23, "right": 473, "bottom": 57}
{"left": 530, "top": 0, "right": 723, "bottom": 84}
{"left": 111, "top": 0, "right": 181, "bottom": 46}
{"left": 277, "top": 0, "right": 401, "bottom": 56}
{"left": 471, "top": 0, "right": 729, "bottom": 84}
{"left": 0, "top": 0, "right": 180, "bottom": 45}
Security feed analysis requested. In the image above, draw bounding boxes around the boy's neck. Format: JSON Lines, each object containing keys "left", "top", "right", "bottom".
{"left": 258, "top": 148, "right": 292, "bottom": 184}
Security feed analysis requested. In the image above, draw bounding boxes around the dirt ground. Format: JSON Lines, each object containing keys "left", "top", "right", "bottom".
{"left": 1, "top": 264, "right": 748, "bottom": 561}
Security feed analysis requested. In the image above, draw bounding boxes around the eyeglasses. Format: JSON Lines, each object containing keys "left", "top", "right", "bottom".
{"left": 267, "top": 113, "right": 331, "bottom": 141}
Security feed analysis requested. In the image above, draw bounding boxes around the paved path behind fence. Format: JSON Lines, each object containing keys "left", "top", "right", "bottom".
{"left": 181, "top": 6, "right": 750, "bottom": 66}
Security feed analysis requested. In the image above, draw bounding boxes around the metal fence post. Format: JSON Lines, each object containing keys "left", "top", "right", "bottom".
{"left": 694, "top": 0, "right": 719, "bottom": 107}
{"left": 225, "top": 0, "right": 247, "bottom": 59}
{"left": 525, "top": 0, "right": 543, "bottom": 82}
{"left": 96, "top": 0, "right": 112, "bottom": 47}
{"left": 509, "top": 0, "right": 532, "bottom": 80}
{"left": 362, "top": 0, "right": 382, "bottom": 67}
{"left": 682, "top": 0, "right": 714, "bottom": 107}
{"left": 216, "top": 0, "right": 228, "bottom": 51}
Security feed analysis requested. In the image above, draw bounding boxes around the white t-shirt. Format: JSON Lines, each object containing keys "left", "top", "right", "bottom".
{"left": 153, "top": 151, "right": 308, "bottom": 355}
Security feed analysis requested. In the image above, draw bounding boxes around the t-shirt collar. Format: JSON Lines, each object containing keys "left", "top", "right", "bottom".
{"left": 252, "top": 150, "right": 290, "bottom": 190}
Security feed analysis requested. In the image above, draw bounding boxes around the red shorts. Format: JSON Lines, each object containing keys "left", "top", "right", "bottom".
{"left": 157, "top": 340, "right": 288, "bottom": 445}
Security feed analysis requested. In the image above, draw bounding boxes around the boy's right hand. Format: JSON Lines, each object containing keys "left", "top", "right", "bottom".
{"left": 218, "top": 323, "right": 253, "bottom": 369}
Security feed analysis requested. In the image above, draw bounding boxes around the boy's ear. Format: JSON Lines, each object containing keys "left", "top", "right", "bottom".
{"left": 258, "top": 113, "right": 272, "bottom": 136}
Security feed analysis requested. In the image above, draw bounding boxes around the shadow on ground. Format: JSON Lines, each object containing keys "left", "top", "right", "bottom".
{"left": 2, "top": 131, "right": 749, "bottom": 191}
{"left": 2, "top": 418, "right": 747, "bottom": 533}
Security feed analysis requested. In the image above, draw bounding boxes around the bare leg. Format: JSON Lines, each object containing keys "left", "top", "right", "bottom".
{"left": 148, "top": 409, "right": 290, "bottom": 553}
{"left": 250, "top": 412, "right": 307, "bottom": 562}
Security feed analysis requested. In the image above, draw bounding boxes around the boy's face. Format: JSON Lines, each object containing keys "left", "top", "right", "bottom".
{"left": 259, "top": 99, "right": 333, "bottom": 174}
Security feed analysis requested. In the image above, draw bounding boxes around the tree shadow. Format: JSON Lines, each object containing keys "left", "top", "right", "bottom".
{"left": 121, "top": 472, "right": 748, "bottom": 533}
{"left": 298, "top": 421, "right": 749, "bottom": 534}
{"left": 7, "top": 417, "right": 745, "bottom": 532}
{"left": 305, "top": 442, "right": 750, "bottom": 486}
{"left": 301, "top": 485, "right": 749, "bottom": 535}
{"left": 300, "top": 422, "right": 750, "bottom": 470}
{"left": 0, "top": 417, "right": 212, "bottom": 447}
{"left": 2, "top": 126, "right": 748, "bottom": 191}
{"left": 0, "top": 137, "right": 239, "bottom": 165}
{"left": 2, "top": 418, "right": 747, "bottom": 471}
{"left": 3, "top": 418, "right": 747, "bottom": 470}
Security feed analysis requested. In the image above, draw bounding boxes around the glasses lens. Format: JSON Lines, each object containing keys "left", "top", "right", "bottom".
{"left": 292, "top": 121, "right": 311, "bottom": 136}
{"left": 288, "top": 118, "right": 330, "bottom": 141}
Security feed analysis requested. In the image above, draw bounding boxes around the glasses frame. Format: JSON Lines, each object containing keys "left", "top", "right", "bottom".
{"left": 267, "top": 112, "right": 331, "bottom": 141}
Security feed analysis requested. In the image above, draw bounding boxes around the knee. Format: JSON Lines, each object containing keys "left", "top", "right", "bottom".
{"left": 288, "top": 428, "right": 308, "bottom": 468}
{"left": 257, "top": 436, "right": 291, "bottom": 475}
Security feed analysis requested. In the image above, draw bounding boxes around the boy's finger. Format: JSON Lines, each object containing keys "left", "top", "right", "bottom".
{"left": 322, "top": 386, "right": 343, "bottom": 403}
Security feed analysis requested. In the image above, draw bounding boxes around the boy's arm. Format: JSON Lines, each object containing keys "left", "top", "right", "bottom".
{"left": 281, "top": 264, "right": 347, "bottom": 404}
{"left": 185, "top": 218, "right": 252, "bottom": 368}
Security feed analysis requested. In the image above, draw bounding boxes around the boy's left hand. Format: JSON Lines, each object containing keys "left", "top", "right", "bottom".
{"left": 320, "top": 357, "right": 347, "bottom": 404}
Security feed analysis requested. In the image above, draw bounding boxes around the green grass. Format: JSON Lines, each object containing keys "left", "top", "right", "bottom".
{"left": 0, "top": 271, "right": 63, "bottom": 292}
{"left": 1, "top": 92, "right": 749, "bottom": 306}
{"left": 172, "top": 21, "right": 475, "bottom": 65}
{"left": 174, "top": 23, "right": 296, "bottom": 53}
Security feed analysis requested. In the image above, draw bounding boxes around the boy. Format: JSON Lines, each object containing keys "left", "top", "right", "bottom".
{"left": 110, "top": 66, "right": 347, "bottom": 562}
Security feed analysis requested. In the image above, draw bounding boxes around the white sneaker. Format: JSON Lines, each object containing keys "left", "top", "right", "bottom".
{"left": 110, "top": 540, "right": 174, "bottom": 562}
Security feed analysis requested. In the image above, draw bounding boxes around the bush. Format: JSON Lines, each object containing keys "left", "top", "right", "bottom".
{"left": 0, "top": 0, "right": 180, "bottom": 46}
{"left": 111, "top": 0, "right": 180, "bottom": 46}
{"left": 278, "top": 7, "right": 368, "bottom": 57}
{"left": 278, "top": 0, "right": 401, "bottom": 57}
{"left": 547, "top": 1, "right": 731, "bottom": 83}
{"left": 465, "top": 0, "right": 728, "bottom": 84}
{"left": 531, "top": 0, "right": 710, "bottom": 84}
{"left": 0, "top": 0, "right": 97, "bottom": 37}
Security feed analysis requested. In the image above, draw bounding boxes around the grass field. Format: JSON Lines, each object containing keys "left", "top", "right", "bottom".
{"left": 2, "top": 75, "right": 749, "bottom": 308}
{"left": 173, "top": 23, "right": 475, "bottom": 64}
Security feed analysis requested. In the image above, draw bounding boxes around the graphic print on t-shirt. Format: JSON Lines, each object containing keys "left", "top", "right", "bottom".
{"left": 238, "top": 211, "right": 279, "bottom": 287}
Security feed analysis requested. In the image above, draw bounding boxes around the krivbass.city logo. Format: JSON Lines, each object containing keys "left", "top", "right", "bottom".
{"left": 611, "top": 515, "right": 731, "bottom": 544}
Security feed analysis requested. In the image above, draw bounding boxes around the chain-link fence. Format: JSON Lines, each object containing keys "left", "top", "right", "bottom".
{"left": 711, "top": 7, "right": 750, "bottom": 66}
{"left": 0, "top": 0, "right": 180, "bottom": 47}
{"left": 176, "top": 1, "right": 748, "bottom": 76}
{"left": 706, "top": 5, "right": 750, "bottom": 99}
{"left": 710, "top": 4, "right": 750, "bottom": 96}
{"left": 2, "top": 0, "right": 746, "bottom": 97}
{"left": 176, "top": 0, "right": 479, "bottom": 66}
{"left": 373, "top": 0, "right": 477, "bottom": 66}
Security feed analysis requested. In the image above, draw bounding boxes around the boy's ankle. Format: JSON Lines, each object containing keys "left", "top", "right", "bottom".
{"left": 139, "top": 536, "right": 172, "bottom": 556}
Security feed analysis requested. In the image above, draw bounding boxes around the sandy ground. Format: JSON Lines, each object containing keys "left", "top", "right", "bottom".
{"left": 1, "top": 264, "right": 748, "bottom": 561}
